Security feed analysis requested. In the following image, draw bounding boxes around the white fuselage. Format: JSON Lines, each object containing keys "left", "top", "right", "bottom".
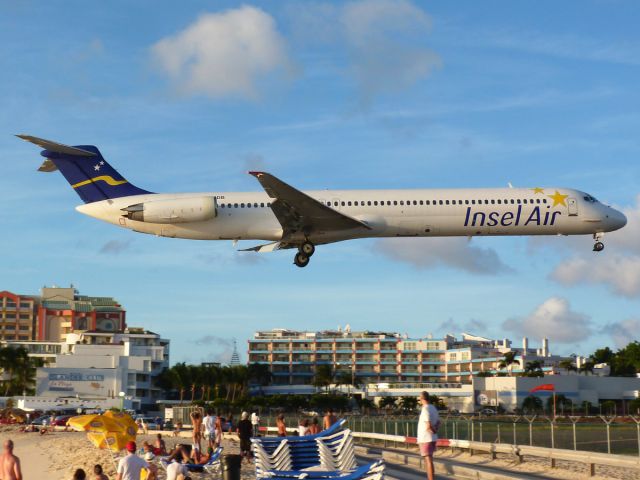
{"left": 76, "top": 187, "right": 626, "bottom": 244}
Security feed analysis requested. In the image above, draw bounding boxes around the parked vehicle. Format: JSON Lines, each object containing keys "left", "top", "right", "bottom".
{"left": 30, "top": 415, "right": 52, "bottom": 426}
{"left": 479, "top": 408, "right": 496, "bottom": 416}
{"left": 50, "top": 415, "right": 73, "bottom": 426}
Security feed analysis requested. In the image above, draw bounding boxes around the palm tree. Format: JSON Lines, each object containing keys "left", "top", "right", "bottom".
{"left": 521, "top": 395, "right": 543, "bottom": 414}
{"left": 498, "top": 352, "right": 520, "bottom": 376}
{"left": 559, "top": 359, "right": 577, "bottom": 373}
{"left": 0, "top": 347, "right": 38, "bottom": 396}
{"left": 248, "top": 363, "right": 272, "bottom": 386}
{"left": 399, "top": 396, "right": 418, "bottom": 412}
{"left": 579, "top": 361, "right": 595, "bottom": 375}
{"left": 379, "top": 397, "right": 397, "bottom": 411}
{"left": 523, "top": 360, "right": 544, "bottom": 377}
{"left": 312, "top": 365, "right": 334, "bottom": 392}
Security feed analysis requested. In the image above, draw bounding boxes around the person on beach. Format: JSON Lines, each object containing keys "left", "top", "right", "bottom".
{"left": 276, "top": 414, "right": 287, "bottom": 437}
{"left": 93, "top": 464, "right": 108, "bottom": 480}
{"left": 73, "top": 468, "right": 86, "bottom": 479}
{"left": 298, "top": 418, "right": 310, "bottom": 436}
{"left": 309, "top": 417, "right": 320, "bottom": 435}
{"left": 173, "top": 421, "right": 182, "bottom": 437}
{"left": 215, "top": 415, "right": 223, "bottom": 446}
{"left": 116, "top": 441, "right": 148, "bottom": 480}
{"left": 236, "top": 412, "right": 253, "bottom": 463}
{"left": 189, "top": 410, "right": 203, "bottom": 453}
{"left": 418, "top": 391, "right": 440, "bottom": 480}
{"left": 165, "top": 457, "right": 188, "bottom": 480}
{"left": 154, "top": 433, "right": 166, "bottom": 455}
{"left": 0, "top": 439, "right": 22, "bottom": 480}
{"left": 250, "top": 411, "right": 260, "bottom": 437}
{"left": 323, "top": 409, "right": 337, "bottom": 430}
{"left": 203, "top": 409, "right": 217, "bottom": 449}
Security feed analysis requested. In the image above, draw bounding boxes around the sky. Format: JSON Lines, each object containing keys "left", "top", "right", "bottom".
{"left": 1, "top": 0, "right": 640, "bottom": 364}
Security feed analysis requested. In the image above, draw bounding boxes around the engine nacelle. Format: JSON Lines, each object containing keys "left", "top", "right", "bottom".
{"left": 122, "top": 196, "right": 217, "bottom": 224}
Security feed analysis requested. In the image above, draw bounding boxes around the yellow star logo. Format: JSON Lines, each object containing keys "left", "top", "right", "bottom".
{"left": 532, "top": 187, "right": 544, "bottom": 194}
{"left": 548, "top": 190, "right": 568, "bottom": 207}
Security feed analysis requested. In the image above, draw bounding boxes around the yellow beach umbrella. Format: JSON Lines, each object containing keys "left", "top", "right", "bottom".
{"left": 68, "top": 412, "right": 137, "bottom": 452}
{"left": 103, "top": 411, "right": 138, "bottom": 436}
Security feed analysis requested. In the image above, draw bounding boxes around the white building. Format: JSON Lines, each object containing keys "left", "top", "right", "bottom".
{"left": 32, "top": 328, "right": 169, "bottom": 411}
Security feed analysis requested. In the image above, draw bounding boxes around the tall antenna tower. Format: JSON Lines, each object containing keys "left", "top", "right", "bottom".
{"left": 230, "top": 339, "right": 241, "bottom": 366}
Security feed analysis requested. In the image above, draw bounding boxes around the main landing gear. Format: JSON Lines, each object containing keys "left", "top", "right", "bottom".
{"left": 294, "top": 241, "right": 315, "bottom": 268}
{"left": 593, "top": 233, "right": 605, "bottom": 252}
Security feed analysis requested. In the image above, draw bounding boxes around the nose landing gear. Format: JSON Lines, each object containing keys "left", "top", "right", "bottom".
{"left": 293, "top": 241, "right": 315, "bottom": 268}
{"left": 593, "top": 233, "right": 605, "bottom": 252}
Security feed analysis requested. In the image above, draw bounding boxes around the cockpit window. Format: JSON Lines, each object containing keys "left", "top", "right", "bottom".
{"left": 583, "top": 195, "right": 598, "bottom": 203}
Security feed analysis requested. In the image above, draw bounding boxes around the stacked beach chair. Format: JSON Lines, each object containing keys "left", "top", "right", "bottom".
{"left": 252, "top": 419, "right": 385, "bottom": 480}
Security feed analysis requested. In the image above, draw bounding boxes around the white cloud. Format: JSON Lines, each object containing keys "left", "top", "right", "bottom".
{"left": 551, "top": 254, "right": 640, "bottom": 298}
{"left": 546, "top": 194, "right": 640, "bottom": 297}
{"left": 343, "top": 0, "right": 441, "bottom": 104}
{"left": 288, "top": 0, "right": 441, "bottom": 105}
{"left": 603, "top": 318, "right": 640, "bottom": 349}
{"left": 502, "top": 297, "right": 592, "bottom": 344}
{"left": 374, "top": 237, "right": 511, "bottom": 274}
{"left": 151, "top": 6, "right": 292, "bottom": 99}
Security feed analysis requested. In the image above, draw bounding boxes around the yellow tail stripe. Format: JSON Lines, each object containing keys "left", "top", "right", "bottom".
{"left": 72, "top": 176, "right": 128, "bottom": 189}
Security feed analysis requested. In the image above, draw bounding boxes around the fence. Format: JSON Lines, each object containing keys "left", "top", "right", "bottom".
{"left": 256, "top": 414, "right": 640, "bottom": 456}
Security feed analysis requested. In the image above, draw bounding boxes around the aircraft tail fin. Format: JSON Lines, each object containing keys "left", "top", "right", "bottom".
{"left": 17, "top": 134, "right": 151, "bottom": 203}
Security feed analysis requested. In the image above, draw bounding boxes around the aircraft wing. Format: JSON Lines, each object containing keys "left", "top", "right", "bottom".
{"left": 248, "top": 171, "right": 371, "bottom": 238}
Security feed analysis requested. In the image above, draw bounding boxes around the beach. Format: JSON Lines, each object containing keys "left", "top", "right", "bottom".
{"left": 0, "top": 427, "right": 255, "bottom": 479}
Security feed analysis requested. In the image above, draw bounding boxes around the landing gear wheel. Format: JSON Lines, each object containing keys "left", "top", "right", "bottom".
{"left": 300, "top": 241, "right": 315, "bottom": 257}
{"left": 294, "top": 252, "right": 310, "bottom": 268}
{"left": 593, "top": 241, "right": 604, "bottom": 252}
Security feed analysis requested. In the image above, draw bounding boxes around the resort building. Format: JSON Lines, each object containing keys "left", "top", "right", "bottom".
{"left": 248, "top": 328, "right": 574, "bottom": 387}
{"left": 30, "top": 328, "right": 170, "bottom": 411}
{"left": 0, "top": 286, "right": 126, "bottom": 342}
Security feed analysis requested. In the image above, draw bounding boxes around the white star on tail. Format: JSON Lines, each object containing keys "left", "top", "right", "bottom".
{"left": 94, "top": 164, "right": 101, "bottom": 171}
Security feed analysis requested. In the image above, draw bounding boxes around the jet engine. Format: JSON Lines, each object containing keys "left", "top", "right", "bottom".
{"left": 122, "top": 196, "right": 216, "bottom": 224}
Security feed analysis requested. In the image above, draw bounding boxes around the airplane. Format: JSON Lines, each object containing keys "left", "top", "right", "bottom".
{"left": 18, "top": 135, "right": 627, "bottom": 268}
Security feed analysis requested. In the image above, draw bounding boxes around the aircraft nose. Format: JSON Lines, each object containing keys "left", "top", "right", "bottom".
{"left": 609, "top": 208, "right": 627, "bottom": 231}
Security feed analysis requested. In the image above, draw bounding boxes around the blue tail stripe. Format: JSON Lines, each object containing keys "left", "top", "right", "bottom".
{"left": 41, "top": 145, "right": 150, "bottom": 203}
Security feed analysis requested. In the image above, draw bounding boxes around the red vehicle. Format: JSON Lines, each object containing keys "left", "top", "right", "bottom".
{"left": 50, "top": 415, "right": 73, "bottom": 427}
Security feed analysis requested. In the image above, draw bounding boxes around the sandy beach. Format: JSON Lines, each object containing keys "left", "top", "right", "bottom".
{"left": 0, "top": 427, "right": 255, "bottom": 479}
{"left": 1, "top": 425, "right": 636, "bottom": 479}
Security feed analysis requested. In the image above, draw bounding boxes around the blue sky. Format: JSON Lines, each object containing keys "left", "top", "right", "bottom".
{"left": 2, "top": 1, "right": 640, "bottom": 364}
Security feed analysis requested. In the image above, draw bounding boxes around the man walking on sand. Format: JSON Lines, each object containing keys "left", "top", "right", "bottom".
{"left": 0, "top": 439, "right": 22, "bottom": 480}
{"left": 418, "top": 391, "right": 440, "bottom": 480}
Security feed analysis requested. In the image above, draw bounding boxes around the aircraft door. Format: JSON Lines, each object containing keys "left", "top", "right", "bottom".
{"left": 567, "top": 197, "right": 578, "bottom": 216}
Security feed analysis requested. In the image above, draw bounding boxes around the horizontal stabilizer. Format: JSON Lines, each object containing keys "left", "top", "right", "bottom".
{"left": 16, "top": 134, "right": 96, "bottom": 157}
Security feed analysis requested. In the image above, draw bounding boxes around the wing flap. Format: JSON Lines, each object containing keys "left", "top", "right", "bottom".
{"left": 248, "top": 171, "right": 371, "bottom": 236}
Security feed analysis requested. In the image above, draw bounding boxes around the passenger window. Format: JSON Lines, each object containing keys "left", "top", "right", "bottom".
{"left": 516, "top": 199, "right": 521, "bottom": 204}
{"left": 490, "top": 200, "right": 495, "bottom": 205}
{"left": 347, "top": 201, "right": 352, "bottom": 206}
{"left": 341, "top": 201, "right": 345, "bottom": 206}
{"left": 413, "top": 200, "right": 417, "bottom": 205}
{"left": 484, "top": 200, "right": 489, "bottom": 204}
{"left": 446, "top": 200, "right": 450, "bottom": 205}
{"left": 247, "top": 203, "right": 251, "bottom": 208}
{"left": 543, "top": 199, "right": 548, "bottom": 204}
{"left": 471, "top": 200, "right": 475, "bottom": 205}
{"left": 400, "top": 201, "right": 404, "bottom": 205}
{"left": 536, "top": 199, "right": 541, "bottom": 204}
{"left": 334, "top": 202, "right": 339, "bottom": 206}
{"left": 419, "top": 200, "right": 424, "bottom": 205}
{"left": 234, "top": 203, "right": 238, "bottom": 208}
{"left": 510, "top": 199, "right": 514, "bottom": 204}
{"left": 523, "top": 199, "right": 528, "bottom": 204}
{"left": 387, "top": 201, "right": 391, "bottom": 205}
{"left": 220, "top": 204, "right": 225, "bottom": 208}
{"left": 452, "top": 200, "right": 456, "bottom": 205}
{"left": 373, "top": 201, "right": 378, "bottom": 206}
{"left": 261, "top": 203, "right": 265, "bottom": 207}
{"left": 465, "top": 200, "right": 469, "bottom": 205}
{"left": 439, "top": 200, "right": 443, "bottom": 205}
{"left": 426, "top": 200, "right": 430, "bottom": 205}
{"left": 394, "top": 201, "right": 398, "bottom": 206}
{"left": 367, "top": 201, "right": 372, "bottom": 206}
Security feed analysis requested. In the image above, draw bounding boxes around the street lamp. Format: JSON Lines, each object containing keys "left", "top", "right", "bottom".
{"left": 118, "top": 391, "right": 125, "bottom": 412}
